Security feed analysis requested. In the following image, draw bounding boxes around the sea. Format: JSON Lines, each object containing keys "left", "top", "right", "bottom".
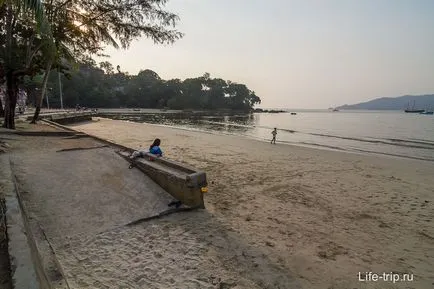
{"left": 104, "top": 109, "right": 434, "bottom": 162}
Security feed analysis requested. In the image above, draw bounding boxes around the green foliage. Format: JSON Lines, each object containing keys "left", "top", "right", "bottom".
{"left": 1, "top": 0, "right": 184, "bottom": 127}
{"left": 0, "top": 0, "right": 54, "bottom": 77}
{"left": 24, "top": 63, "right": 261, "bottom": 111}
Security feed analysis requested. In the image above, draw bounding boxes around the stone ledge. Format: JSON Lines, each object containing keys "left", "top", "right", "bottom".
{"left": 118, "top": 151, "right": 206, "bottom": 208}
{"left": 1, "top": 155, "right": 47, "bottom": 289}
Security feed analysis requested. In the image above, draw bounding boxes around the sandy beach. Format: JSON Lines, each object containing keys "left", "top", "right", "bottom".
{"left": 66, "top": 117, "right": 434, "bottom": 288}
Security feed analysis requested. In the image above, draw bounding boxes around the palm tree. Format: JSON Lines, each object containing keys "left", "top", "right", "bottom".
{"left": 1, "top": 0, "right": 54, "bottom": 129}
{"left": 31, "top": 0, "right": 120, "bottom": 123}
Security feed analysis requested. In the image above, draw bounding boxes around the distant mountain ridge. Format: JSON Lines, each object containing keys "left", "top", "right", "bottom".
{"left": 337, "top": 94, "right": 434, "bottom": 110}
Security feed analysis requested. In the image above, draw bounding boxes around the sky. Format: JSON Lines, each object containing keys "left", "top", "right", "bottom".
{"left": 99, "top": 0, "right": 434, "bottom": 109}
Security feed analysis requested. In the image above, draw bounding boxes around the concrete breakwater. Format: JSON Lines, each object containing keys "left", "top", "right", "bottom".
{"left": 26, "top": 112, "right": 94, "bottom": 125}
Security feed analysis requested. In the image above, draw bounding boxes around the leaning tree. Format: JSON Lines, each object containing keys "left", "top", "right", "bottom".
{"left": 30, "top": 0, "right": 184, "bottom": 123}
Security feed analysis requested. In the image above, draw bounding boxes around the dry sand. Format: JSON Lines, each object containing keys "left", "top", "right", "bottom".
{"left": 6, "top": 125, "right": 298, "bottom": 289}
{"left": 68, "top": 117, "right": 434, "bottom": 288}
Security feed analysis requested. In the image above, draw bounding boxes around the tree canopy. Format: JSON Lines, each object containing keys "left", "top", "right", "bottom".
{"left": 1, "top": 0, "right": 183, "bottom": 128}
{"left": 24, "top": 63, "right": 261, "bottom": 111}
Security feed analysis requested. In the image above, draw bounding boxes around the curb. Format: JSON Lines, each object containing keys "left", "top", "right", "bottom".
{"left": 0, "top": 155, "right": 49, "bottom": 289}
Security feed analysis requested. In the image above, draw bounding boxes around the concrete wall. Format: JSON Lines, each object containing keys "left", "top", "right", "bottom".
{"left": 119, "top": 152, "right": 206, "bottom": 209}
{"left": 27, "top": 112, "right": 93, "bottom": 124}
{"left": 50, "top": 114, "right": 92, "bottom": 125}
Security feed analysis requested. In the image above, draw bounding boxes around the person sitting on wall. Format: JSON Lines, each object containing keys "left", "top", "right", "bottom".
{"left": 149, "top": 138, "right": 163, "bottom": 157}
{"left": 130, "top": 138, "right": 163, "bottom": 160}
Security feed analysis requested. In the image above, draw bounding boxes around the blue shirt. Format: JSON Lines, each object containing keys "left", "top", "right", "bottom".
{"left": 149, "top": 146, "right": 163, "bottom": 156}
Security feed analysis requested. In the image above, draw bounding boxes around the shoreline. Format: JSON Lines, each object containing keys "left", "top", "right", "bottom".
{"left": 107, "top": 118, "right": 434, "bottom": 163}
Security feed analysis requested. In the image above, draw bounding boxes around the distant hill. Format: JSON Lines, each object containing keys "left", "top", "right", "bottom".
{"left": 337, "top": 94, "right": 434, "bottom": 110}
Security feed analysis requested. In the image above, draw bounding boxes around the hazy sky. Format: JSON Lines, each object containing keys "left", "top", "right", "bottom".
{"left": 100, "top": 0, "right": 434, "bottom": 109}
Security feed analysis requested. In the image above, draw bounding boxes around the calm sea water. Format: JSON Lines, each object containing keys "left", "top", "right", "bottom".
{"left": 108, "top": 110, "right": 434, "bottom": 162}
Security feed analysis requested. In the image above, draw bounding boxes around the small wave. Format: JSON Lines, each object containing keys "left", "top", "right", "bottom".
{"left": 351, "top": 148, "right": 434, "bottom": 162}
{"left": 410, "top": 138, "right": 434, "bottom": 144}
{"left": 308, "top": 133, "right": 434, "bottom": 150}
{"left": 279, "top": 128, "right": 297, "bottom": 133}
{"left": 105, "top": 115, "right": 434, "bottom": 161}
{"left": 201, "top": 120, "right": 255, "bottom": 129}
{"left": 387, "top": 138, "right": 434, "bottom": 146}
{"left": 142, "top": 121, "right": 256, "bottom": 140}
{"left": 298, "top": 142, "right": 347, "bottom": 151}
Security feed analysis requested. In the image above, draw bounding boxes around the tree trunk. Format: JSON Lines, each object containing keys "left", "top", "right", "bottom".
{"left": 58, "top": 69, "right": 63, "bottom": 109}
{"left": 3, "top": 72, "right": 18, "bottom": 129}
{"left": 0, "top": 94, "right": 4, "bottom": 118}
{"left": 31, "top": 60, "right": 52, "bottom": 124}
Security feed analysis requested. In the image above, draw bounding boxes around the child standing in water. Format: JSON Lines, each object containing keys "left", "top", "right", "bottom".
{"left": 271, "top": 128, "right": 277, "bottom": 144}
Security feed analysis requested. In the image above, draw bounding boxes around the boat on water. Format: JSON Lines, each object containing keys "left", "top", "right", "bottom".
{"left": 332, "top": 108, "right": 339, "bottom": 112}
{"left": 405, "top": 109, "right": 425, "bottom": 113}
{"left": 404, "top": 101, "right": 424, "bottom": 113}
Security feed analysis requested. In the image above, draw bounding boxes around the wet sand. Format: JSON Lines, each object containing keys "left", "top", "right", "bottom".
{"left": 67, "top": 117, "right": 434, "bottom": 289}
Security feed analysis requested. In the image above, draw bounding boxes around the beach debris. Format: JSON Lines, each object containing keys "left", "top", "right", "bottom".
{"left": 0, "top": 141, "right": 9, "bottom": 153}
{"left": 265, "top": 241, "right": 275, "bottom": 247}
{"left": 378, "top": 221, "right": 390, "bottom": 228}
{"left": 56, "top": 145, "right": 109, "bottom": 152}
{"left": 419, "top": 231, "right": 434, "bottom": 241}
{"left": 219, "top": 280, "right": 237, "bottom": 289}
{"left": 168, "top": 200, "right": 182, "bottom": 208}
{"left": 125, "top": 206, "right": 195, "bottom": 227}
{"left": 317, "top": 241, "right": 348, "bottom": 260}
{"left": 153, "top": 252, "right": 163, "bottom": 258}
{"left": 209, "top": 275, "right": 221, "bottom": 285}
